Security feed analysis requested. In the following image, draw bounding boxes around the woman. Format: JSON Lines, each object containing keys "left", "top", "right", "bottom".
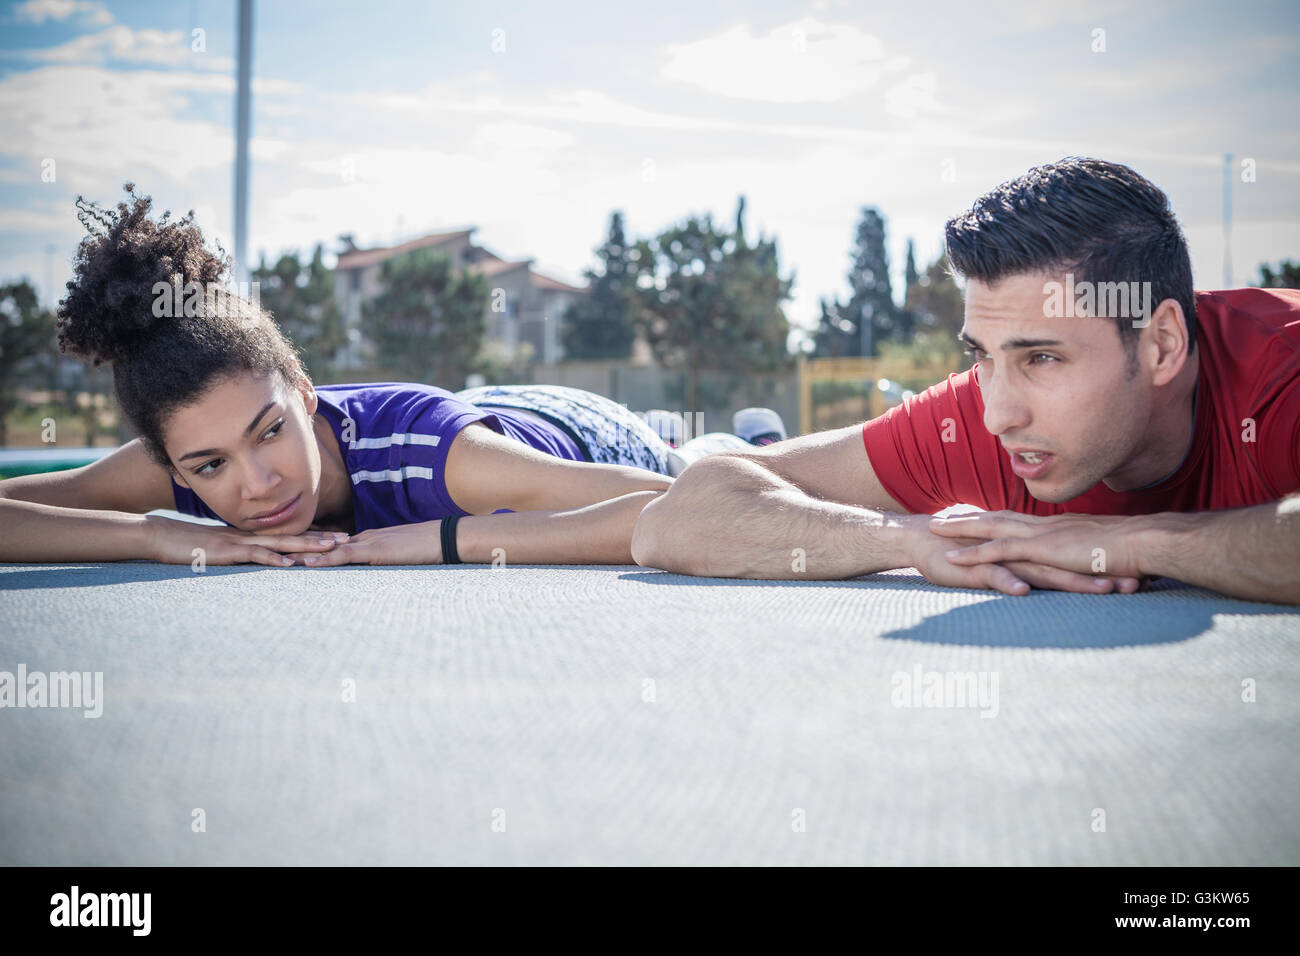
{"left": 0, "top": 185, "right": 785, "bottom": 568}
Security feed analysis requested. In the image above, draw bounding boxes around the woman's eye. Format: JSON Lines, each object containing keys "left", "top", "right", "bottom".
{"left": 195, "top": 421, "right": 283, "bottom": 477}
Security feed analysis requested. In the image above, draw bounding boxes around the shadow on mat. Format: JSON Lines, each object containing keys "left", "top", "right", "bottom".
{"left": 619, "top": 569, "right": 1296, "bottom": 648}
{"left": 0, "top": 561, "right": 507, "bottom": 590}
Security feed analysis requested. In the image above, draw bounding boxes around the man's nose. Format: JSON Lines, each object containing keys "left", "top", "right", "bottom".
{"left": 980, "top": 369, "right": 1031, "bottom": 437}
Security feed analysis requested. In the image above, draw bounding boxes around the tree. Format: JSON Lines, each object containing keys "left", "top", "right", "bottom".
{"left": 814, "top": 207, "right": 907, "bottom": 357}
{"left": 878, "top": 248, "right": 971, "bottom": 374}
{"left": 0, "top": 280, "right": 58, "bottom": 446}
{"left": 717, "top": 196, "right": 795, "bottom": 388}
{"left": 904, "top": 238, "right": 920, "bottom": 291}
{"left": 361, "top": 248, "right": 490, "bottom": 389}
{"left": 561, "top": 212, "right": 635, "bottom": 360}
{"left": 1256, "top": 260, "right": 1300, "bottom": 289}
{"left": 627, "top": 196, "right": 793, "bottom": 415}
{"left": 905, "top": 250, "right": 965, "bottom": 345}
{"left": 254, "top": 245, "right": 349, "bottom": 381}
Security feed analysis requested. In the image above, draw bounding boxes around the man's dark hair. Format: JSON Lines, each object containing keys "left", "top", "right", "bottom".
{"left": 944, "top": 157, "right": 1197, "bottom": 371}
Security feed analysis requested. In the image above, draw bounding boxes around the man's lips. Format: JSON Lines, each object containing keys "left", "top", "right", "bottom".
{"left": 1006, "top": 448, "right": 1055, "bottom": 479}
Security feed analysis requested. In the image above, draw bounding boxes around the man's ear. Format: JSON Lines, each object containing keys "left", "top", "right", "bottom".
{"left": 1145, "top": 297, "right": 1191, "bottom": 387}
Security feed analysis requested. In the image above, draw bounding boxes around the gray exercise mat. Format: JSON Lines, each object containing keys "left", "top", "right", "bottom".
{"left": 1, "top": 561, "right": 1296, "bottom": 865}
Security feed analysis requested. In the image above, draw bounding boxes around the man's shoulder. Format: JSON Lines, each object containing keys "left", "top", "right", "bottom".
{"left": 1195, "top": 288, "right": 1300, "bottom": 337}
{"left": 896, "top": 365, "right": 980, "bottom": 406}
{"left": 1194, "top": 289, "right": 1300, "bottom": 396}
{"left": 862, "top": 365, "right": 986, "bottom": 441}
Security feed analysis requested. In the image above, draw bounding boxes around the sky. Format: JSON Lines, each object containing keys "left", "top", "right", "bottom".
{"left": 1, "top": 0, "right": 1298, "bottom": 346}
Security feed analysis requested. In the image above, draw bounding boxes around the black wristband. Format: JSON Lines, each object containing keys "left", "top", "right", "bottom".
{"left": 440, "top": 514, "right": 463, "bottom": 565}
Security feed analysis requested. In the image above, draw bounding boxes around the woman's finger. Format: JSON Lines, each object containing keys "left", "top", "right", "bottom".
{"left": 295, "top": 541, "right": 358, "bottom": 566}
{"left": 251, "top": 533, "right": 345, "bottom": 553}
{"left": 247, "top": 546, "right": 296, "bottom": 567}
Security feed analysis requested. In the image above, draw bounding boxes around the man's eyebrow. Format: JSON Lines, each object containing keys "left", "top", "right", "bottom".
{"left": 179, "top": 402, "right": 279, "bottom": 462}
{"left": 958, "top": 331, "right": 1066, "bottom": 351}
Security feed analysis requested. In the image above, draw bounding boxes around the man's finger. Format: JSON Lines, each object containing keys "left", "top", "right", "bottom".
{"left": 982, "top": 563, "right": 1029, "bottom": 595}
{"left": 1002, "top": 560, "right": 1117, "bottom": 594}
{"left": 945, "top": 539, "right": 1017, "bottom": 563}
{"left": 929, "top": 515, "right": 1034, "bottom": 539}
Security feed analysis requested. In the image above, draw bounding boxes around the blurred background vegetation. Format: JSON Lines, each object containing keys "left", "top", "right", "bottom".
{"left": 1, "top": 201, "right": 1297, "bottom": 448}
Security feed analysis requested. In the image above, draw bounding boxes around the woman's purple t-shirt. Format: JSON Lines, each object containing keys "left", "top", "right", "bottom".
{"left": 169, "top": 382, "right": 586, "bottom": 531}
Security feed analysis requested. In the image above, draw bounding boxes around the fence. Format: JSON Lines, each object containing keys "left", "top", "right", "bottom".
{"left": 524, "top": 361, "right": 800, "bottom": 440}
{"left": 796, "top": 354, "right": 969, "bottom": 435}
{"left": 526, "top": 354, "right": 967, "bottom": 439}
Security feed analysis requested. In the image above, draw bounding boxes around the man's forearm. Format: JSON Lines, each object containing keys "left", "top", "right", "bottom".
{"left": 1138, "top": 495, "right": 1300, "bottom": 604}
{"left": 456, "top": 490, "right": 663, "bottom": 565}
{"left": 631, "top": 454, "right": 917, "bottom": 579}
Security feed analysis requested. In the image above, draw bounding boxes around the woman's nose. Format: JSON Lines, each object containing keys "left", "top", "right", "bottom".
{"left": 241, "top": 456, "right": 282, "bottom": 498}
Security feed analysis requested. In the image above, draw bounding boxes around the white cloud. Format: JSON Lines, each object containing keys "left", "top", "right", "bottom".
{"left": 981, "top": 0, "right": 1135, "bottom": 35}
{"left": 14, "top": 0, "right": 112, "bottom": 26}
{"left": 266, "top": 131, "right": 574, "bottom": 259}
{"left": 0, "top": 65, "right": 296, "bottom": 196}
{"left": 885, "top": 72, "right": 941, "bottom": 119}
{"left": 22, "top": 24, "right": 232, "bottom": 71}
{"left": 346, "top": 77, "right": 1232, "bottom": 171}
{"left": 0, "top": 205, "right": 69, "bottom": 232}
{"left": 470, "top": 123, "right": 574, "bottom": 156}
{"left": 660, "top": 18, "right": 890, "bottom": 103}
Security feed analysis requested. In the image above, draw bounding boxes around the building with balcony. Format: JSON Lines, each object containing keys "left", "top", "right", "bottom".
{"left": 333, "top": 228, "right": 587, "bottom": 369}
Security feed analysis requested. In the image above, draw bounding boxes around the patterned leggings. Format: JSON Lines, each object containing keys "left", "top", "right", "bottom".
{"left": 453, "top": 384, "right": 752, "bottom": 476}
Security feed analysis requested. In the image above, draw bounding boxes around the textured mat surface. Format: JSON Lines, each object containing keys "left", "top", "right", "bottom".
{"left": 1, "top": 560, "right": 1297, "bottom": 865}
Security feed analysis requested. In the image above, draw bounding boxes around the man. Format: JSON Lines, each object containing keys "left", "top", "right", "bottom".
{"left": 631, "top": 157, "right": 1300, "bottom": 605}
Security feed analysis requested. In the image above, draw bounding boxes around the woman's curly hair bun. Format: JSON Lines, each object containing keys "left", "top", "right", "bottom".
{"left": 56, "top": 182, "right": 232, "bottom": 366}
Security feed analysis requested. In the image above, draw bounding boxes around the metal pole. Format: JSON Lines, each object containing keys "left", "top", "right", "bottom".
{"left": 44, "top": 243, "right": 55, "bottom": 310}
{"left": 1222, "top": 153, "right": 1232, "bottom": 288}
{"left": 234, "top": 0, "right": 253, "bottom": 284}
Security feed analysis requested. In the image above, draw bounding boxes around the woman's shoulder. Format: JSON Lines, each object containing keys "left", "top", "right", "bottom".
{"left": 314, "top": 381, "right": 461, "bottom": 403}
{"left": 315, "top": 382, "right": 497, "bottom": 448}
{"left": 314, "top": 382, "right": 470, "bottom": 424}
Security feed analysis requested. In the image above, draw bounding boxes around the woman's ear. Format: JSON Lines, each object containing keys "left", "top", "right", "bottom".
{"left": 291, "top": 367, "right": 317, "bottom": 416}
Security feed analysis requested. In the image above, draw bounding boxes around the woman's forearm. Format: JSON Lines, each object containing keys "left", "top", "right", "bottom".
{"left": 523, "top": 462, "right": 672, "bottom": 512}
{"left": 456, "top": 490, "right": 664, "bottom": 565}
{"left": 0, "top": 497, "right": 154, "bottom": 563}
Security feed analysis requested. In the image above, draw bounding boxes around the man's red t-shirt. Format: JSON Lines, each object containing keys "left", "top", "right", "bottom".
{"left": 861, "top": 288, "right": 1300, "bottom": 515}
